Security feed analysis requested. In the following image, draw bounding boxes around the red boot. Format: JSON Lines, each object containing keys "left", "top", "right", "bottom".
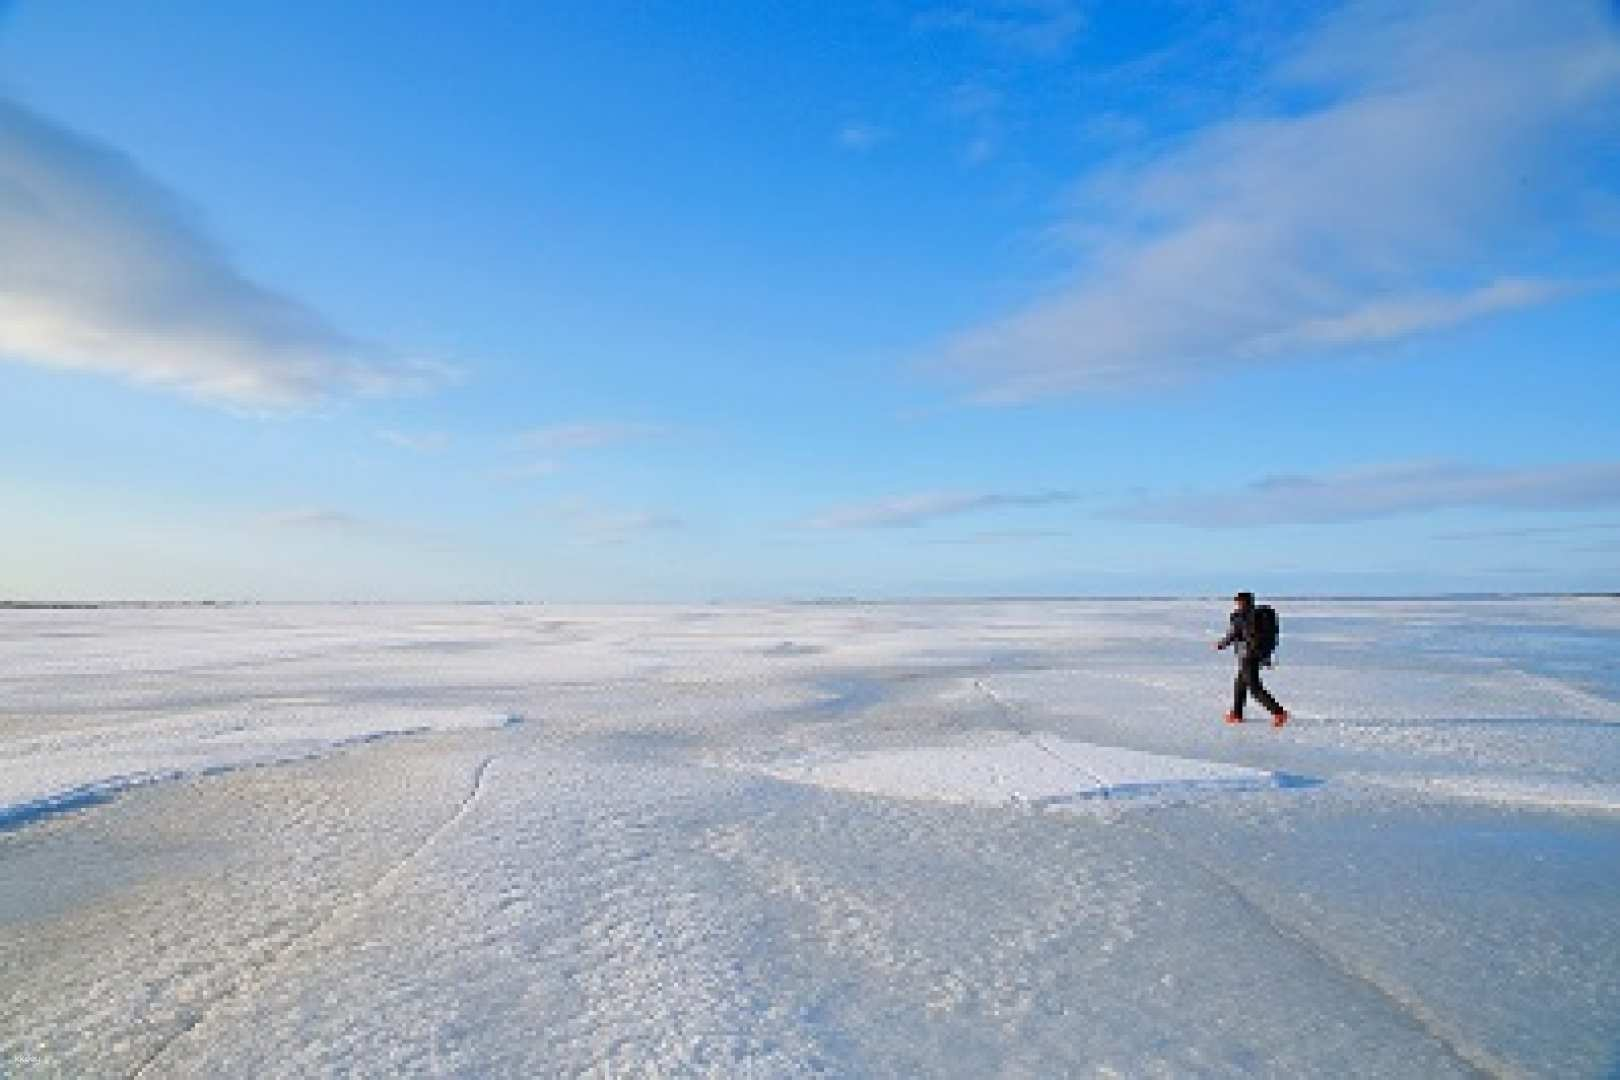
{"left": 1271, "top": 710, "right": 1290, "bottom": 728}
{"left": 1224, "top": 711, "right": 1243, "bottom": 724}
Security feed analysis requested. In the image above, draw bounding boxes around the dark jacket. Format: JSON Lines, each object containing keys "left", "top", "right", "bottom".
{"left": 1219, "top": 608, "right": 1264, "bottom": 662}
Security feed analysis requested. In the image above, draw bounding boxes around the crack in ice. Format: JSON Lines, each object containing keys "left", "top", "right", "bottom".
{"left": 124, "top": 753, "right": 498, "bottom": 1080}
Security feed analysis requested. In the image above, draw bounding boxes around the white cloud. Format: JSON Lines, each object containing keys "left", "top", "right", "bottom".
{"left": 516, "top": 422, "right": 668, "bottom": 453}
{"left": 0, "top": 98, "right": 450, "bottom": 407}
{"left": 804, "top": 489, "right": 1076, "bottom": 529}
{"left": 1119, "top": 461, "right": 1620, "bottom": 527}
{"left": 1240, "top": 279, "right": 1587, "bottom": 355}
{"left": 937, "top": 0, "right": 1620, "bottom": 401}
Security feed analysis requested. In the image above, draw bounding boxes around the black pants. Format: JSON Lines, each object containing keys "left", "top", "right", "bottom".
{"left": 1233, "top": 656, "right": 1283, "bottom": 716}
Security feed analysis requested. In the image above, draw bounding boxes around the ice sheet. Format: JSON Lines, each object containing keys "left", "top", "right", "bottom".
{"left": 2, "top": 599, "right": 1618, "bottom": 1077}
{"left": 754, "top": 733, "right": 1286, "bottom": 807}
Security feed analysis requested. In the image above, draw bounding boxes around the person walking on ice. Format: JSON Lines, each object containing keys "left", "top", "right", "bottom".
{"left": 1214, "top": 591, "right": 1289, "bottom": 727}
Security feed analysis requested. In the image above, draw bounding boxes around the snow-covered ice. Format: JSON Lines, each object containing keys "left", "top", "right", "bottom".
{"left": 752, "top": 731, "right": 1288, "bottom": 808}
{"left": 2, "top": 599, "right": 1618, "bottom": 1076}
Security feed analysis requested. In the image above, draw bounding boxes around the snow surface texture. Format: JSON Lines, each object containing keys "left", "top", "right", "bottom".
{"left": 2, "top": 599, "right": 1618, "bottom": 1077}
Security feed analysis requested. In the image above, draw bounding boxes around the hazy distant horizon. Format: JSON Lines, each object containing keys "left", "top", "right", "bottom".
{"left": 5, "top": 591, "right": 1617, "bottom": 610}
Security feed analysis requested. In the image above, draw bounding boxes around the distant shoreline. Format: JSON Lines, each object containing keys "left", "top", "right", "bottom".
{"left": 2, "top": 593, "right": 1615, "bottom": 610}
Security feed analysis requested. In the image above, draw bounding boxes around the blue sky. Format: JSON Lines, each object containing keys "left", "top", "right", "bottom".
{"left": 1, "top": 0, "right": 1617, "bottom": 600}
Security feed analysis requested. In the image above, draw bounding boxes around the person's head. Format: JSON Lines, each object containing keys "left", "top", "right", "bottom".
{"left": 1233, "top": 591, "right": 1255, "bottom": 611}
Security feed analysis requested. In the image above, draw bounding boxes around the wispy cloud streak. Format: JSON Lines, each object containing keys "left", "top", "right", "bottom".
{"left": 0, "top": 98, "right": 448, "bottom": 407}
{"left": 1119, "top": 462, "right": 1620, "bottom": 527}
{"left": 805, "top": 489, "right": 1076, "bottom": 529}
{"left": 256, "top": 508, "right": 385, "bottom": 538}
{"left": 937, "top": 0, "right": 1620, "bottom": 401}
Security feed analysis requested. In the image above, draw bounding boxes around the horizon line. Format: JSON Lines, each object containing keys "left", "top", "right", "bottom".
{"left": 3, "top": 591, "right": 1616, "bottom": 610}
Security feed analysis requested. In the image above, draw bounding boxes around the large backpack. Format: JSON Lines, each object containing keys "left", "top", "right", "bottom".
{"left": 1253, "top": 604, "right": 1280, "bottom": 659}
